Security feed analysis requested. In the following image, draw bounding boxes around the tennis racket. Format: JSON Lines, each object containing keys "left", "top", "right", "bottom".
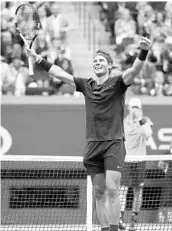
{"left": 15, "top": 3, "right": 41, "bottom": 75}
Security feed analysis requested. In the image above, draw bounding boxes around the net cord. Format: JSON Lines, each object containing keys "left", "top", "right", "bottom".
{"left": 1, "top": 155, "right": 172, "bottom": 162}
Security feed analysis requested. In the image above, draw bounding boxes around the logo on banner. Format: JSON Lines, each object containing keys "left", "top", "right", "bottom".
{"left": 0, "top": 126, "right": 12, "bottom": 155}
{"left": 147, "top": 128, "right": 172, "bottom": 151}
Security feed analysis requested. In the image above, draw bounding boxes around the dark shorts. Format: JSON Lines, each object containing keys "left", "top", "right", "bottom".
{"left": 83, "top": 139, "right": 126, "bottom": 175}
{"left": 122, "top": 161, "right": 146, "bottom": 187}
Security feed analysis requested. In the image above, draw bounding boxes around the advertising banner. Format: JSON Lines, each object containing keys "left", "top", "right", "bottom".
{"left": 1, "top": 97, "right": 172, "bottom": 156}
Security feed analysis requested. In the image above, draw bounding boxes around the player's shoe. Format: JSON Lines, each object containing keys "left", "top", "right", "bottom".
{"left": 118, "top": 218, "right": 126, "bottom": 230}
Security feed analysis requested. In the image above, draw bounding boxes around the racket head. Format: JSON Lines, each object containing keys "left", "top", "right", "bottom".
{"left": 15, "top": 3, "right": 40, "bottom": 47}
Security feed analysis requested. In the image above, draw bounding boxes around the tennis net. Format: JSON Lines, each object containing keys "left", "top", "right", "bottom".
{"left": 1, "top": 155, "right": 172, "bottom": 231}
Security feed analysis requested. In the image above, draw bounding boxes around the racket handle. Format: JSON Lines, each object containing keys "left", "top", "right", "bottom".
{"left": 28, "top": 56, "right": 34, "bottom": 75}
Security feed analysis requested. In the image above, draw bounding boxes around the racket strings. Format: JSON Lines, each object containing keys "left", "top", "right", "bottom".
{"left": 16, "top": 4, "right": 39, "bottom": 39}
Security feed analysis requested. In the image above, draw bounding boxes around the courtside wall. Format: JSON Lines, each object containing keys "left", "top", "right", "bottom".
{"left": 1, "top": 96, "right": 172, "bottom": 156}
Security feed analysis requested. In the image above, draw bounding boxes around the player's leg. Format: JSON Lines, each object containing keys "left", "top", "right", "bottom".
{"left": 119, "top": 160, "right": 133, "bottom": 230}
{"left": 106, "top": 169, "right": 121, "bottom": 231}
{"left": 104, "top": 139, "right": 126, "bottom": 231}
{"left": 129, "top": 162, "right": 145, "bottom": 231}
{"left": 129, "top": 186, "right": 143, "bottom": 231}
{"left": 133, "top": 186, "right": 143, "bottom": 214}
{"left": 91, "top": 173, "right": 109, "bottom": 230}
{"left": 119, "top": 185, "right": 128, "bottom": 230}
{"left": 83, "top": 141, "right": 109, "bottom": 230}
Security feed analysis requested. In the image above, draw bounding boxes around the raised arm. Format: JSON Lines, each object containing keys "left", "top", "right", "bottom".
{"left": 140, "top": 121, "right": 153, "bottom": 139}
{"left": 122, "top": 37, "right": 151, "bottom": 86}
{"left": 25, "top": 47, "right": 76, "bottom": 88}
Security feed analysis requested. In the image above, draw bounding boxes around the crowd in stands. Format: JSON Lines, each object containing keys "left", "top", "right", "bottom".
{"left": 1, "top": 1, "right": 75, "bottom": 96}
{"left": 1, "top": 2, "right": 172, "bottom": 97}
{"left": 98, "top": 1, "right": 172, "bottom": 96}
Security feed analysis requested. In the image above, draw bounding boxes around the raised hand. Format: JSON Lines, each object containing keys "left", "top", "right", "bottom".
{"left": 25, "top": 47, "right": 38, "bottom": 60}
{"left": 139, "top": 36, "right": 151, "bottom": 51}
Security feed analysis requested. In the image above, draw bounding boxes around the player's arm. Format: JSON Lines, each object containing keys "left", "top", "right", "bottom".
{"left": 139, "top": 118, "right": 153, "bottom": 139}
{"left": 122, "top": 37, "right": 151, "bottom": 86}
{"left": 25, "top": 47, "right": 76, "bottom": 88}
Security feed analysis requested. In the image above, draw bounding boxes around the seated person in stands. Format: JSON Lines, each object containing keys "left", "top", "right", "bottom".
{"left": 47, "top": 2, "right": 73, "bottom": 43}
{"left": 115, "top": 9, "right": 136, "bottom": 49}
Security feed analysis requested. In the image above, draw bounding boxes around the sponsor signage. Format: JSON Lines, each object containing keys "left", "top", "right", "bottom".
{"left": 1, "top": 97, "right": 172, "bottom": 156}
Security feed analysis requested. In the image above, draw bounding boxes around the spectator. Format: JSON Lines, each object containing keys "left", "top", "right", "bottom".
{"left": 97, "top": 2, "right": 114, "bottom": 35}
{"left": 164, "top": 1, "right": 172, "bottom": 17}
{"left": 97, "top": 2, "right": 135, "bottom": 44}
{"left": 1, "top": 31, "right": 13, "bottom": 63}
{"left": 105, "top": 2, "right": 123, "bottom": 44}
{"left": 164, "top": 10, "right": 172, "bottom": 36}
{"left": 49, "top": 38, "right": 71, "bottom": 64}
{"left": 33, "top": 30, "right": 51, "bottom": 83}
{"left": 37, "top": 4, "right": 50, "bottom": 45}
{"left": 48, "top": 39, "right": 73, "bottom": 95}
{"left": 115, "top": 9, "right": 136, "bottom": 48}
{"left": 121, "top": 43, "right": 139, "bottom": 69}
{"left": 98, "top": 2, "right": 171, "bottom": 96}
{"left": 9, "top": 23, "right": 25, "bottom": 60}
{"left": 163, "top": 73, "right": 172, "bottom": 96}
{"left": 4, "top": 2, "right": 17, "bottom": 18}
{"left": 0, "top": 57, "right": 29, "bottom": 96}
{"left": 136, "top": 3, "right": 155, "bottom": 36}
{"left": 151, "top": 32, "right": 166, "bottom": 65}
{"left": 1, "top": 2, "right": 12, "bottom": 24}
{"left": 47, "top": 2, "right": 73, "bottom": 43}
{"left": 132, "top": 53, "right": 158, "bottom": 95}
{"left": 1, "top": 1, "right": 76, "bottom": 97}
{"left": 9, "top": 58, "right": 30, "bottom": 96}
{"left": 48, "top": 38, "right": 64, "bottom": 64}
{"left": 0, "top": 56, "right": 15, "bottom": 95}
{"left": 35, "top": 30, "right": 50, "bottom": 59}
{"left": 153, "top": 70, "right": 165, "bottom": 96}
{"left": 151, "top": 12, "right": 169, "bottom": 42}
{"left": 60, "top": 58, "right": 74, "bottom": 75}
{"left": 161, "top": 37, "right": 172, "bottom": 74}
{"left": 120, "top": 98, "right": 153, "bottom": 230}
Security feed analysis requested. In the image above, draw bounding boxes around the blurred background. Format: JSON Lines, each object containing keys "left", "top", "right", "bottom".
{"left": 1, "top": 1, "right": 172, "bottom": 97}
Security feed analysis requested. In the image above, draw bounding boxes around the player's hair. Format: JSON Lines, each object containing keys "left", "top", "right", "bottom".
{"left": 95, "top": 50, "right": 113, "bottom": 65}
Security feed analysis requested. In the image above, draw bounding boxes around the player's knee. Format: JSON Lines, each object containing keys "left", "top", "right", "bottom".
{"left": 106, "top": 184, "right": 119, "bottom": 199}
{"left": 106, "top": 172, "right": 121, "bottom": 199}
{"left": 94, "top": 186, "right": 106, "bottom": 200}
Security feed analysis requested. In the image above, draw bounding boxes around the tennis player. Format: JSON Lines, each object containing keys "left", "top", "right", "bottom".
{"left": 26, "top": 36, "right": 151, "bottom": 231}
{"left": 119, "top": 98, "right": 153, "bottom": 231}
